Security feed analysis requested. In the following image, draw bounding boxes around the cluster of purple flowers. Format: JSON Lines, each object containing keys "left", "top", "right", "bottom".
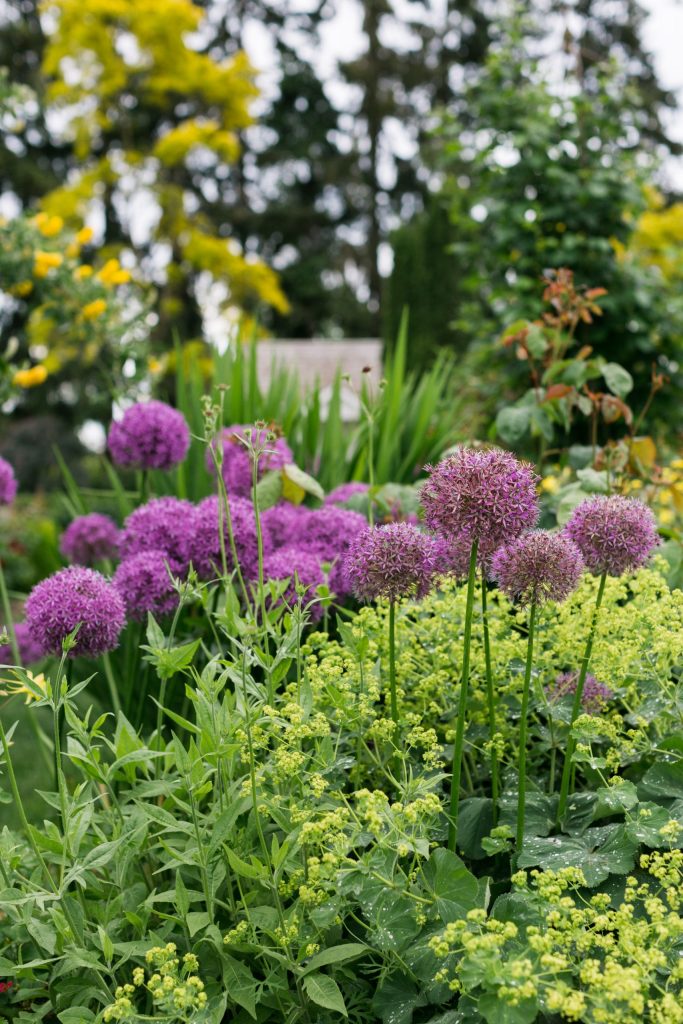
{"left": 548, "top": 671, "right": 613, "bottom": 714}
{"left": 0, "top": 621, "right": 45, "bottom": 665}
{"left": 108, "top": 400, "right": 190, "bottom": 471}
{"left": 206, "top": 425, "right": 293, "bottom": 498}
{"left": 25, "top": 566, "right": 126, "bottom": 659}
{"left": 0, "top": 456, "right": 17, "bottom": 506}
{"left": 60, "top": 513, "right": 120, "bottom": 566}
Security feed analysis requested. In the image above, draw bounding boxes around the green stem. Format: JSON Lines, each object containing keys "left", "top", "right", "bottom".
{"left": 388, "top": 599, "right": 398, "bottom": 724}
{"left": 101, "top": 651, "right": 121, "bottom": 716}
{"left": 481, "top": 582, "right": 499, "bottom": 824}
{"left": 557, "top": 571, "right": 607, "bottom": 821}
{"left": 516, "top": 602, "right": 537, "bottom": 852}
{"left": 448, "top": 538, "right": 478, "bottom": 852}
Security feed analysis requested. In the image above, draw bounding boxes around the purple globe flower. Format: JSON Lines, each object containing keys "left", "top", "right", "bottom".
{"left": 108, "top": 400, "right": 190, "bottom": 471}
{"left": 206, "top": 425, "right": 293, "bottom": 497}
{"left": 264, "top": 546, "right": 326, "bottom": 621}
{"left": 548, "top": 671, "right": 613, "bottom": 714}
{"left": 491, "top": 530, "right": 584, "bottom": 607}
{"left": 343, "top": 522, "right": 438, "bottom": 602}
{"left": 25, "top": 567, "right": 125, "bottom": 658}
{"left": 0, "top": 621, "right": 45, "bottom": 665}
{"left": 421, "top": 447, "right": 540, "bottom": 557}
{"left": 325, "top": 482, "right": 369, "bottom": 507}
{"left": 298, "top": 506, "right": 368, "bottom": 598}
{"left": 113, "top": 550, "right": 179, "bottom": 621}
{"left": 119, "top": 498, "right": 195, "bottom": 573}
{"left": 262, "top": 502, "right": 313, "bottom": 550}
{"left": 564, "top": 495, "right": 659, "bottom": 577}
{"left": 60, "top": 513, "right": 120, "bottom": 565}
{"left": 0, "top": 456, "right": 17, "bottom": 505}
{"left": 190, "top": 495, "right": 262, "bottom": 581}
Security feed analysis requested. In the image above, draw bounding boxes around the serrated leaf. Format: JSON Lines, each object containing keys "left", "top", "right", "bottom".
{"left": 303, "top": 973, "right": 348, "bottom": 1016}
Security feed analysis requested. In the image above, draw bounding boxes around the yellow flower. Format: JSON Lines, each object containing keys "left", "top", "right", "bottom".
{"left": 0, "top": 671, "right": 48, "bottom": 704}
{"left": 659, "top": 508, "right": 674, "bottom": 526}
{"left": 33, "top": 213, "right": 64, "bottom": 238}
{"left": 97, "top": 258, "right": 131, "bottom": 286}
{"left": 82, "top": 298, "right": 107, "bottom": 320}
{"left": 33, "top": 250, "right": 63, "bottom": 278}
{"left": 9, "top": 280, "right": 33, "bottom": 297}
{"left": 540, "top": 475, "right": 560, "bottom": 494}
{"left": 74, "top": 264, "right": 93, "bottom": 280}
{"left": 13, "top": 365, "right": 48, "bottom": 388}
{"left": 76, "top": 226, "right": 94, "bottom": 245}
{"left": 148, "top": 357, "right": 164, "bottom": 374}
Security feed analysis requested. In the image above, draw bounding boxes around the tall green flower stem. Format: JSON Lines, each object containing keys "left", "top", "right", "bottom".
{"left": 448, "top": 538, "right": 479, "bottom": 852}
{"left": 0, "top": 558, "right": 53, "bottom": 775}
{"left": 481, "top": 582, "right": 499, "bottom": 824}
{"left": 388, "top": 599, "right": 398, "bottom": 724}
{"left": 557, "top": 571, "right": 608, "bottom": 822}
{"left": 516, "top": 601, "right": 537, "bottom": 852}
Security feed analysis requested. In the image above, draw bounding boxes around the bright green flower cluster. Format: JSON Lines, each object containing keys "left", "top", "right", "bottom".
{"left": 103, "top": 945, "right": 207, "bottom": 1022}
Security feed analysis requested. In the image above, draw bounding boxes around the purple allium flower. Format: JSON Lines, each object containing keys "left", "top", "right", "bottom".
{"left": 60, "top": 513, "right": 120, "bottom": 566}
{"left": 491, "top": 530, "right": 584, "bottom": 607}
{"left": 0, "top": 456, "right": 18, "bottom": 505}
{"left": 421, "top": 447, "right": 540, "bottom": 557}
{"left": 190, "top": 495, "right": 262, "bottom": 581}
{"left": 298, "top": 506, "right": 368, "bottom": 597}
{"left": 25, "top": 567, "right": 125, "bottom": 658}
{"left": 262, "top": 502, "right": 313, "bottom": 550}
{"left": 563, "top": 495, "right": 659, "bottom": 577}
{"left": 548, "top": 671, "right": 613, "bottom": 714}
{"left": 113, "top": 550, "right": 179, "bottom": 621}
{"left": 206, "top": 425, "right": 293, "bottom": 497}
{"left": 119, "top": 498, "right": 195, "bottom": 573}
{"left": 343, "top": 522, "right": 438, "bottom": 602}
{"left": 325, "top": 482, "right": 369, "bottom": 507}
{"left": 0, "top": 621, "right": 45, "bottom": 665}
{"left": 263, "top": 546, "right": 326, "bottom": 621}
{"left": 432, "top": 532, "right": 493, "bottom": 580}
{"left": 108, "top": 400, "right": 190, "bottom": 471}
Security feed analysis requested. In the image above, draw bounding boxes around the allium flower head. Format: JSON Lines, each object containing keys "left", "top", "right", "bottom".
{"left": 421, "top": 447, "right": 540, "bottom": 556}
{"left": 263, "top": 546, "right": 326, "bottom": 621}
{"left": 324, "top": 482, "right": 369, "bottom": 507}
{"left": 60, "top": 513, "right": 120, "bottom": 565}
{"left": 25, "top": 567, "right": 125, "bottom": 658}
{"left": 0, "top": 456, "right": 17, "bottom": 505}
{"left": 564, "top": 495, "right": 659, "bottom": 577}
{"left": 114, "top": 550, "right": 179, "bottom": 621}
{"left": 190, "top": 495, "right": 262, "bottom": 581}
{"left": 206, "top": 424, "right": 293, "bottom": 497}
{"left": 343, "top": 522, "right": 437, "bottom": 602}
{"left": 0, "top": 621, "right": 45, "bottom": 665}
{"left": 262, "top": 502, "right": 312, "bottom": 550}
{"left": 119, "top": 498, "right": 195, "bottom": 572}
{"left": 432, "top": 532, "right": 493, "bottom": 581}
{"left": 491, "top": 530, "right": 584, "bottom": 607}
{"left": 298, "top": 506, "right": 368, "bottom": 598}
{"left": 548, "top": 671, "right": 613, "bottom": 714}
{"left": 108, "top": 400, "right": 190, "bottom": 470}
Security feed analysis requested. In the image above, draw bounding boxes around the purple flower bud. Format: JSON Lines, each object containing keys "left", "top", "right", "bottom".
{"left": 0, "top": 456, "right": 18, "bottom": 506}
{"left": 60, "top": 513, "right": 120, "bottom": 565}
{"left": 206, "top": 425, "right": 293, "bottom": 497}
{"left": 25, "top": 567, "right": 125, "bottom": 658}
{"left": 564, "top": 495, "right": 659, "bottom": 577}
{"left": 263, "top": 546, "right": 326, "bottom": 621}
{"left": 190, "top": 495, "right": 262, "bottom": 581}
{"left": 113, "top": 550, "right": 179, "bottom": 621}
{"left": 548, "top": 671, "right": 613, "bottom": 714}
{"left": 491, "top": 530, "right": 584, "bottom": 606}
{"left": 421, "top": 447, "right": 540, "bottom": 556}
{"left": 108, "top": 400, "right": 190, "bottom": 471}
{"left": 119, "top": 498, "right": 195, "bottom": 573}
{"left": 0, "top": 621, "right": 45, "bottom": 665}
{"left": 343, "top": 522, "right": 438, "bottom": 602}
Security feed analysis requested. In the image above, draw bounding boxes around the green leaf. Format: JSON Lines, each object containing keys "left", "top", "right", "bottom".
{"left": 602, "top": 362, "right": 634, "bottom": 398}
{"left": 225, "top": 846, "right": 264, "bottom": 880}
{"left": 175, "top": 870, "right": 190, "bottom": 917}
{"left": 58, "top": 1009, "right": 96, "bottom": 1023}
{"left": 282, "top": 463, "right": 325, "bottom": 503}
{"left": 303, "top": 973, "right": 348, "bottom": 1016}
{"left": 255, "top": 470, "right": 283, "bottom": 510}
{"left": 221, "top": 953, "right": 258, "bottom": 1019}
{"left": 495, "top": 405, "right": 531, "bottom": 444}
{"left": 478, "top": 992, "right": 538, "bottom": 1024}
{"left": 372, "top": 975, "right": 421, "bottom": 1024}
{"left": 186, "top": 911, "right": 210, "bottom": 937}
{"left": 301, "top": 943, "right": 367, "bottom": 976}
{"left": 456, "top": 798, "right": 494, "bottom": 860}
{"left": 27, "top": 918, "right": 57, "bottom": 954}
{"left": 639, "top": 760, "right": 683, "bottom": 800}
{"left": 421, "top": 848, "right": 482, "bottom": 922}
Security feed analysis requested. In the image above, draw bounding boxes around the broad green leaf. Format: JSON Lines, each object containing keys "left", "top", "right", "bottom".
{"left": 301, "top": 943, "right": 367, "bottom": 976}
{"left": 303, "top": 973, "right": 348, "bottom": 1016}
{"left": 478, "top": 992, "right": 538, "bottom": 1024}
{"left": 495, "top": 405, "right": 531, "bottom": 444}
{"left": 602, "top": 361, "right": 634, "bottom": 397}
{"left": 421, "top": 848, "right": 482, "bottom": 922}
